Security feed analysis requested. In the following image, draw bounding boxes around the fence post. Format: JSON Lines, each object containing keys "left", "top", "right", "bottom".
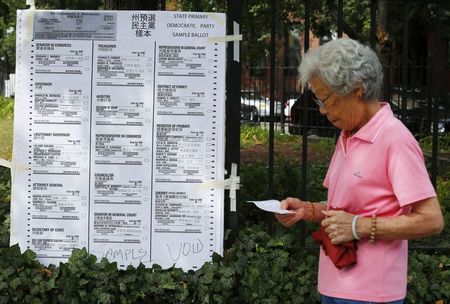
{"left": 431, "top": 1, "right": 443, "bottom": 188}
{"left": 335, "top": 0, "right": 343, "bottom": 142}
{"left": 299, "top": 0, "right": 312, "bottom": 247}
{"left": 370, "top": 0, "right": 377, "bottom": 50}
{"left": 337, "top": 0, "right": 343, "bottom": 38}
{"left": 400, "top": 1, "right": 409, "bottom": 124}
{"left": 225, "top": 0, "right": 242, "bottom": 247}
{"left": 281, "top": 28, "right": 289, "bottom": 133}
{"left": 266, "top": 0, "right": 277, "bottom": 233}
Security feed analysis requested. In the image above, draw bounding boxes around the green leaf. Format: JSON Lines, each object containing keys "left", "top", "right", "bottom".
{"left": 23, "top": 249, "right": 37, "bottom": 260}
{"left": 9, "top": 277, "right": 21, "bottom": 289}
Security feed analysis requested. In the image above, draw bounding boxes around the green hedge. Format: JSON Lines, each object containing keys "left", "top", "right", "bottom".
{"left": 0, "top": 226, "right": 449, "bottom": 304}
{"left": 0, "top": 167, "right": 11, "bottom": 247}
{"left": 0, "top": 148, "right": 449, "bottom": 302}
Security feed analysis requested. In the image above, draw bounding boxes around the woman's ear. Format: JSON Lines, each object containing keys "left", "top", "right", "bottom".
{"left": 355, "top": 87, "right": 364, "bottom": 99}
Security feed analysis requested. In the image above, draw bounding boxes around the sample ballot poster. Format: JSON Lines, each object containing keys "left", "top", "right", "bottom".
{"left": 11, "top": 9, "right": 226, "bottom": 270}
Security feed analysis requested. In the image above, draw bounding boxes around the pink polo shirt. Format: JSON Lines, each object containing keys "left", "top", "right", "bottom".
{"left": 319, "top": 103, "right": 436, "bottom": 302}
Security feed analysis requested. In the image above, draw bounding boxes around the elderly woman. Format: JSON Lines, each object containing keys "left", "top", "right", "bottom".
{"left": 275, "top": 38, "right": 444, "bottom": 304}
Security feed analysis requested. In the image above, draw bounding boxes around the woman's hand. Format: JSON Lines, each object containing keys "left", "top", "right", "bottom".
{"left": 321, "top": 210, "right": 355, "bottom": 245}
{"left": 274, "top": 197, "right": 312, "bottom": 227}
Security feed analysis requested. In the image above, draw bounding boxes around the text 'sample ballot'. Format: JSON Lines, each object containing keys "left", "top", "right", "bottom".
{"left": 11, "top": 10, "right": 226, "bottom": 270}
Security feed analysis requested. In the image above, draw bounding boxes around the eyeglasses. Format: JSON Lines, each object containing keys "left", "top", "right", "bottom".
{"left": 312, "top": 91, "right": 334, "bottom": 108}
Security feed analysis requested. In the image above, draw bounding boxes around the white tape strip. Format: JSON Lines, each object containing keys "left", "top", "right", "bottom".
{"left": 195, "top": 163, "right": 240, "bottom": 212}
{"left": 233, "top": 21, "right": 240, "bottom": 62}
{"left": 26, "top": 0, "right": 36, "bottom": 9}
{"left": 0, "top": 158, "right": 29, "bottom": 182}
{"left": 208, "top": 13, "right": 225, "bottom": 27}
{"left": 23, "top": 2, "right": 36, "bottom": 43}
{"left": 196, "top": 171, "right": 240, "bottom": 191}
{"left": 197, "top": 179, "right": 224, "bottom": 189}
{"left": 0, "top": 159, "right": 14, "bottom": 184}
{"left": 0, "top": 159, "right": 12, "bottom": 169}
{"left": 207, "top": 34, "right": 242, "bottom": 44}
{"left": 228, "top": 163, "right": 239, "bottom": 212}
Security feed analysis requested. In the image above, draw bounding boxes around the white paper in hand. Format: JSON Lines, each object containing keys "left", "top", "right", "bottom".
{"left": 248, "top": 199, "right": 294, "bottom": 214}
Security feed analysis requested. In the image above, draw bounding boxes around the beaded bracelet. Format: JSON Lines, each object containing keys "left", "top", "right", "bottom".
{"left": 369, "top": 214, "right": 377, "bottom": 244}
{"left": 309, "top": 202, "right": 315, "bottom": 220}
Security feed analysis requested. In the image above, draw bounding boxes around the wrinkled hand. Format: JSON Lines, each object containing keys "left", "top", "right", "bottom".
{"left": 274, "top": 197, "right": 311, "bottom": 227}
{"left": 321, "top": 210, "right": 355, "bottom": 245}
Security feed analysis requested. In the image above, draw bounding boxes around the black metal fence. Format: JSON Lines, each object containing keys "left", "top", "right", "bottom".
{"left": 236, "top": 0, "right": 450, "bottom": 245}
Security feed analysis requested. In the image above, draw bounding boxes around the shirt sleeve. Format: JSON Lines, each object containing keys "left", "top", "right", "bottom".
{"left": 387, "top": 140, "right": 436, "bottom": 206}
{"left": 323, "top": 139, "right": 340, "bottom": 189}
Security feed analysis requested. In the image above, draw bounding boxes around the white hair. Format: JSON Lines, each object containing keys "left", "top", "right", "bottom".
{"left": 299, "top": 38, "right": 383, "bottom": 101}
